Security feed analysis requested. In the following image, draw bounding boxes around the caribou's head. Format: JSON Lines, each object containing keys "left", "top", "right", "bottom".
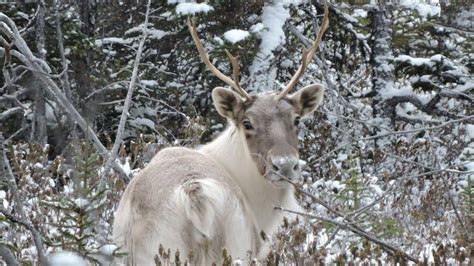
{"left": 212, "top": 85, "right": 323, "bottom": 184}
{"left": 188, "top": 4, "right": 329, "bottom": 185}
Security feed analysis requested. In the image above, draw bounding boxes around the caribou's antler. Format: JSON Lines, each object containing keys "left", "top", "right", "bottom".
{"left": 187, "top": 18, "right": 250, "bottom": 101}
{"left": 278, "top": 1, "right": 329, "bottom": 100}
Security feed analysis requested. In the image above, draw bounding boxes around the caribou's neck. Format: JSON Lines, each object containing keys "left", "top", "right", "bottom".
{"left": 200, "top": 125, "right": 299, "bottom": 235}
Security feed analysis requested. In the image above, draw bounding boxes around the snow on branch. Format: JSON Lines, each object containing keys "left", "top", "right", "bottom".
{"left": 175, "top": 2, "right": 213, "bottom": 16}
{"left": 399, "top": 0, "right": 441, "bottom": 18}
{"left": 223, "top": 29, "right": 250, "bottom": 44}
{"left": 385, "top": 93, "right": 461, "bottom": 122}
{"left": 0, "top": 12, "right": 129, "bottom": 182}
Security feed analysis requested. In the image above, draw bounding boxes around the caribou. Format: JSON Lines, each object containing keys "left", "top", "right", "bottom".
{"left": 113, "top": 5, "right": 329, "bottom": 265}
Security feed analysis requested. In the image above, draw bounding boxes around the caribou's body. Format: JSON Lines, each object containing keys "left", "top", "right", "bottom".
{"left": 113, "top": 7, "right": 329, "bottom": 265}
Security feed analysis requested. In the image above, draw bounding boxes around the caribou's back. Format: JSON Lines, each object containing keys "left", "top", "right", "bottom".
{"left": 113, "top": 147, "right": 258, "bottom": 265}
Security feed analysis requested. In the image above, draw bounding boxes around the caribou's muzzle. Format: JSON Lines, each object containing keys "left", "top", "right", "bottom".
{"left": 266, "top": 156, "right": 301, "bottom": 183}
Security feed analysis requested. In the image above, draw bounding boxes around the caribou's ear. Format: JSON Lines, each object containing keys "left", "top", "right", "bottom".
{"left": 289, "top": 84, "right": 324, "bottom": 116}
{"left": 212, "top": 87, "right": 245, "bottom": 120}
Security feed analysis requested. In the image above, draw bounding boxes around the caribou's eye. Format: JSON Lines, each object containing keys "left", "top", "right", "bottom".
{"left": 243, "top": 120, "right": 254, "bottom": 130}
{"left": 294, "top": 116, "right": 301, "bottom": 126}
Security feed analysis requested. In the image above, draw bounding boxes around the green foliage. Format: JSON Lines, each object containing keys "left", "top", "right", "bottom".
{"left": 38, "top": 142, "right": 115, "bottom": 262}
{"left": 61, "top": 16, "right": 97, "bottom": 58}
{"left": 337, "top": 161, "right": 366, "bottom": 210}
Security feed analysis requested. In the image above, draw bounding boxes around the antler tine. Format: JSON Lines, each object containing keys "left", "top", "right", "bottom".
{"left": 224, "top": 49, "right": 249, "bottom": 98}
{"left": 278, "top": 1, "right": 330, "bottom": 99}
{"left": 187, "top": 18, "right": 250, "bottom": 100}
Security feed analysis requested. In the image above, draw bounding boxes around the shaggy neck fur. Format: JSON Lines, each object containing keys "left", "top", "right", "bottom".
{"left": 200, "top": 124, "right": 300, "bottom": 245}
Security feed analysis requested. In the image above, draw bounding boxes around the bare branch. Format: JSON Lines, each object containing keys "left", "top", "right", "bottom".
{"left": 381, "top": 150, "right": 470, "bottom": 239}
{"left": 0, "top": 133, "right": 48, "bottom": 265}
{"left": 385, "top": 94, "right": 460, "bottom": 122}
{"left": 275, "top": 207, "right": 419, "bottom": 263}
{"left": 102, "top": 0, "right": 152, "bottom": 180}
{"left": 0, "top": 107, "right": 23, "bottom": 121}
{"left": 360, "top": 115, "right": 474, "bottom": 141}
{"left": 0, "top": 12, "right": 129, "bottom": 182}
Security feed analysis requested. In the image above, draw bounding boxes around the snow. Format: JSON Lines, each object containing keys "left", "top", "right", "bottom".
{"left": 464, "top": 161, "right": 474, "bottom": 172}
{"left": 325, "top": 180, "right": 345, "bottom": 193}
{"left": 396, "top": 55, "right": 434, "bottom": 67}
{"left": 34, "top": 162, "right": 44, "bottom": 169}
{"left": 131, "top": 117, "right": 156, "bottom": 129}
{"left": 49, "top": 251, "right": 87, "bottom": 266}
{"left": 337, "top": 153, "right": 348, "bottom": 161}
{"left": 120, "top": 157, "right": 132, "bottom": 176}
{"left": 98, "top": 244, "right": 118, "bottom": 256}
{"left": 74, "top": 198, "right": 89, "bottom": 208}
{"left": 233, "top": 259, "right": 243, "bottom": 265}
{"left": 48, "top": 178, "right": 55, "bottom": 188}
{"left": 140, "top": 80, "right": 158, "bottom": 87}
{"left": 125, "top": 26, "right": 169, "bottom": 40}
{"left": 352, "top": 9, "right": 368, "bottom": 18}
{"left": 223, "top": 29, "right": 250, "bottom": 44}
{"left": 259, "top": 2, "right": 290, "bottom": 55}
{"left": 95, "top": 37, "right": 131, "bottom": 46}
{"left": 247, "top": 1, "right": 306, "bottom": 90}
{"left": 4, "top": 2, "right": 472, "bottom": 264}
{"left": 250, "top": 23, "right": 264, "bottom": 33}
{"left": 379, "top": 82, "right": 413, "bottom": 100}
{"left": 455, "top": 81, "right": 474, "bottom": 93}
{"left": 370, "top": 184, "right": 383, "bottom": 196}
{"left": 400, "top": 0, "right": 441, "bottom": 18}
{"left": 213, "top": 36, "right": 224, "bottom": 45}
{"left": 453, "top": 8, "right": 474, "bottom": 30}
{"left": 175, "top": 3, "right": 214, "bottom": 16}
{"left": 466, "top": 124, "right": 474, "bottom": 140}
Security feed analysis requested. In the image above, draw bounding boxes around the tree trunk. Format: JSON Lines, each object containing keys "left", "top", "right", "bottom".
{"left": 31, "top": 0, "right": 47, "bottom": 145}
{"left": 369, "top": 4, "right": 394, "bottom": 121}
{"left": 71, "top": 0, "right": 99, "bottom": 123}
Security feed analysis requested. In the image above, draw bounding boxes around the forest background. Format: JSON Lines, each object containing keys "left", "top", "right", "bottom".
{"left": 0, "top": 0, "right": 472, "bottom": 264}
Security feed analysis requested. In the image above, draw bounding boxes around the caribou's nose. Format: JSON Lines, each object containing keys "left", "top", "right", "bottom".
{"left": 270, "top": 156, "right": 300, "bottom": 178}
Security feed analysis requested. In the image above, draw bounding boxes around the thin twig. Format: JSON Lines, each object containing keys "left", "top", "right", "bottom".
{"left": 362, "top": 116, "right": 473, "bottom": 141}
{"left": 275, "top": 206, "right": 419, "bottom": 263}
{"left": 439, "top": 172, "right": 469, "bottom": 240}
{"left": 319, "top": 110, "right": 392, "bottom": 132}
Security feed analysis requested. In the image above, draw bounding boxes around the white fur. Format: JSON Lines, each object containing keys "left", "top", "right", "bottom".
{"left": 200, "top": 125, "right": 302, "bottom": 256}
{"left": 113, "top": 124, "right": 302, "bottom": 265}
